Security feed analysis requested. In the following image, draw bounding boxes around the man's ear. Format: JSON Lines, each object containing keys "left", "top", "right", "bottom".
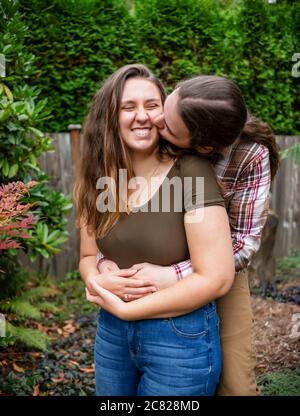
{"left": 196, "top": 145, "right": 214, "bottom": 154}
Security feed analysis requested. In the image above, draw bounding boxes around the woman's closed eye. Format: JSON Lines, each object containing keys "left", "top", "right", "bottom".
{"left": 121, "top": 104, "right": 160, "bottom": 112}
{"left": 146, "top": 104, "right": 159, "bottom": 110}
{"left": 122, "top": 105, "right": 135, "bottom": 111}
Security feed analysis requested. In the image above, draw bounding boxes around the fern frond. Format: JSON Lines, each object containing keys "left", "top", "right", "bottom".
{"left": 20, "top": 286, "right": 59, "bottom": 301}
{"left": 0, "top": 299, "right": 41, "bottom": 319}
{"left": 36, "top": 302, "right": 60, "bottom": 313}
{"left": 6, "top": 321, "right": 49, "bottom": 351}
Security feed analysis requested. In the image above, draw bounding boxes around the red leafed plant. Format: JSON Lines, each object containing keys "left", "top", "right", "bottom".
{"left": 0, "top": 181, "right": 38, "bottom": 250}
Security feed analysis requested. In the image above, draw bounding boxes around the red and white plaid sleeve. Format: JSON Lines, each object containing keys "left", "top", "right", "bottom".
{"left": 229, "top": 147, "right": 271, "bottom": 272}
{"left": 172, "top": 260, "right": 193, "bottom": 280}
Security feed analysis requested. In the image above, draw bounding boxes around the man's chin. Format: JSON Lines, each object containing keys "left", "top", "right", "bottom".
{"left": 158, "top": 131, "right": 175, "bottom": 144}
{"left": 159, "top": 134, "right": 185, "bottom": 149}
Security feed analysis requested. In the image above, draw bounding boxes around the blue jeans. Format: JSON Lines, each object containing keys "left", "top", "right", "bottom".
{"left": 94, "top": 302, "right": 221, "bottom": 396}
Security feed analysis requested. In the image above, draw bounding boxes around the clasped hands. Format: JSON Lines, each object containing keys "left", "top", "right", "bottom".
{"left": 85, "top": 260, "right": 177, "bottom": 319}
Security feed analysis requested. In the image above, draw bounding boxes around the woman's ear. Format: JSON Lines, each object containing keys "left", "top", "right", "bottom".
{"left": 196, "top": 145, "right": 214, "bottom": 154}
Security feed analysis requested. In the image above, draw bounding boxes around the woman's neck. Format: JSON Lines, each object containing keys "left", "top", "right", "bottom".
{"left": 130, "top": 148, "right": 160, "bottom": 177}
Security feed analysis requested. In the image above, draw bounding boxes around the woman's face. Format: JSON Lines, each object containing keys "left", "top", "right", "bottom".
{"left": 118, "top": 78, "right": 163, "bottom": 155}
{"left": 154, "top": 89, "right": 191, "bottom": 149}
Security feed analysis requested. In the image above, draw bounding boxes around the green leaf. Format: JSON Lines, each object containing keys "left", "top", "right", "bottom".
{"left": 0, "top": 109, "right": 10, "bottom": 122}
{"left": 36, "top": 223, "right": 45, "bottom": 241}
{"left": 28, "top": 126, "right": 44, "bottom": 139}
{"left": 3, "top": 84, "right": 13, "bottom": 101}
{"left": 36, "top": 247, "right": 50, "bottom": 258}
{"left": 17, "top": 113, "right": 29, "bottom": 121}
{"left": 29, "top": 153, "right": 37, "bottom": 166}
{"left": 8, "top": 163, "right": 19, "bottom": 178}
{"left": 3, "top": 44, "right": 12, "bottom": 53}
{"left": 47, "top": 230, "right": 62, "bottom": 244}
{"left": 6, "top": 121, "right": 18, "bottom": 131}
{"left": 2, "top": 159, "right": 9, "bottom": 176}
{"left": 42, "top": 223, "right": 49, "bottom": 243}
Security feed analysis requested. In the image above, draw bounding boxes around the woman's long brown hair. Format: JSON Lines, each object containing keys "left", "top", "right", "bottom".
{"left": 74, "top": 64, "right": 180, "bottom": 238}
{"left": 177, "top": 75, "right": 280, "bottom": 180}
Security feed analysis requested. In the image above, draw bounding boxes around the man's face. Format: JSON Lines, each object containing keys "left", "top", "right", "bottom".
{"left": 154, "top": 89, "right": 191, "bottom": 149}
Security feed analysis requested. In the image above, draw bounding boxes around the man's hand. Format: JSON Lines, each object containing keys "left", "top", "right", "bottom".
{"left": 130, "top": 262, "right": 178, "bottom": 291}
{"left": 98, "top": 259, "right": 120, "bottom": 273}
{"left": 86, "top": 269, "right": 157, "bottom": 301}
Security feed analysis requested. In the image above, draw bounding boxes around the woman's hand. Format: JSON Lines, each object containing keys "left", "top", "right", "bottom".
{"left": 86, "top": 269, "right": 157, "bottom": 301}
{"left": 85, "top": 282, "right": 129, "bottom": 320}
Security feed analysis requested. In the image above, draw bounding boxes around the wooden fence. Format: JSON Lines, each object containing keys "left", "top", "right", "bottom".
{"left": 270, "top": 136, "right": 300, "bottom": 257}
{"left": 23, "top": 128, "right": 300, "bottom": 278}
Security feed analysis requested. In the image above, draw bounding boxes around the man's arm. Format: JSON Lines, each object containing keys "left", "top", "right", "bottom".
{"left": 173, "top": 147, "right": 271, "bottom": 276}
{"left": 228, "top": 148, "right": 271, "bottom": 272}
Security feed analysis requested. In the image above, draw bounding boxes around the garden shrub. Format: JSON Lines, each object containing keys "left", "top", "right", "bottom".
{"left": 0, "top": 0, "right": 71, "bottom": 350}
{"left": 17, "top": 0, "right": 300, "bottom": 135}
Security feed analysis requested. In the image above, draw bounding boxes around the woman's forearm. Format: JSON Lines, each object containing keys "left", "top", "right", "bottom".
{"left": 123, "top": 271, "right": 233, "bottom": 320}
{"left": 79, "top": 255, "right": 99, "bottom": 290}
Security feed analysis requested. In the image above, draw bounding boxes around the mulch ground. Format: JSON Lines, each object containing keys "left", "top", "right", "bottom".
{"left": 0, "top": 312, "right": 98, "bottom": 396}
{"left": 1, "top": 295, "right": 299, "bottom": 395}
{"left": 252, "top": 296, "right": 299, "bottom": 376}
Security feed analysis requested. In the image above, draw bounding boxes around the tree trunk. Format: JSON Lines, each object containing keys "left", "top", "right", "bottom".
{"left": 248, "top": 210, "right": 279, "bottom": 289}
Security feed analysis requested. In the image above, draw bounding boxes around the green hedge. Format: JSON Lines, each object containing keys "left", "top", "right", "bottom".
{"left": 18, "top": 0, "right": 300, "bottom": 134}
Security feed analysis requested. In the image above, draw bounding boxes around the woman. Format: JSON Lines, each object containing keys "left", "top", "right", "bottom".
{"left": 75, "top": 64, "right": 234, "bottom": 396}
{"left": 94, "top": 75, "right": 279, "bottom": 395}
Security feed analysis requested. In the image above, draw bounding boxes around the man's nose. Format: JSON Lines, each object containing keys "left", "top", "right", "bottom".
{"left": 153, "top": 113, "right": 165, "bottom": 129}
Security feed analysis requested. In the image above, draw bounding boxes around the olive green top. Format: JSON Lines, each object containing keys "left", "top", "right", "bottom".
{"left": 97, "top": 154, "right": 224, "bottom": 268}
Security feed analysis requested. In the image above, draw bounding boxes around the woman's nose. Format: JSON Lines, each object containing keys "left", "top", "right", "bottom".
{"left": 153, "top": 113, "right": 165, "bottom": 129}
{"left": 135, "top": 107, "right": 149, "bottom": 122}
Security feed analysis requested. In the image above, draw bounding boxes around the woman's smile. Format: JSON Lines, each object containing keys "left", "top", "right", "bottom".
{"left": 131, "top": 127, "right": 152, "bottom": 139}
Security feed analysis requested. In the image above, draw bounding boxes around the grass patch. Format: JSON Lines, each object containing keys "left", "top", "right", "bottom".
{"left": 54, "top": 271, "right": 97, "bottom": 323}
{"left": 33, "top": 269, "right": 97, "bottom": 324}
{"left": 276, "top": 251, "right": 300, "bottom": 281}
{"left": 258, "top": 369, "right": 300, "bottom": 396}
